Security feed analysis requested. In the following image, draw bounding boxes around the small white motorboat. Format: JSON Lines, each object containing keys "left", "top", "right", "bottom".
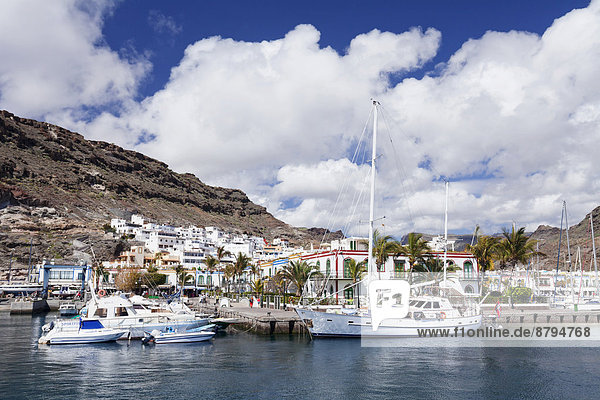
{"left": 59, "top": 303, "right": 79, "bottom": 317}
{"left": 38, "top": 319, "right": 126, "bottom": 345}
{"left": 143, "top": 325, "right": 215, "bottom": 344}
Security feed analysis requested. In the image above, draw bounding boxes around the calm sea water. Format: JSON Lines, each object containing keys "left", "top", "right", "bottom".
{"left": 1, "top": 313, "right": 600, "bottom": 399}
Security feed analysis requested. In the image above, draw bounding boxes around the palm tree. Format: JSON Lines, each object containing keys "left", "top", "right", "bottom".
{"left": 267, "top": 272, "right": 288, "bottom": 296}
{"left": 234, "top": 252, "right": 251, "bottom": 293}
{"left": 466, "top": 235, "right": 501, "bottom": 292}
{"left": 345, "top": 259, "right": 366, "bottom": 307}
{"left": 249, "top": 263, "right": 261, "bottom": 282}
{"left": 280, "top": 260, "right": 321, "bottom": 296}
{"left": 174, "top": 265, "right": 193, "bottom": 295}
{"left": 94, "top": 263, "right": 108, "bottom": 290}
{"left": 396, "top": 232, "right": 430, "bottom": 278}
{"left": 250, "top": 277, "right": 265, "bottom": 295}
{"left": 371, "top": 229, "right": 401, "bottom": 278}
{"left": 223, "top": 264, "right": 236, "bottom": 293}
{"left": 497, "top": 227, "right": 542, "bottom": 271}
{"left": 216, "top": 246, "right": 232, "bottom": 288}
{"left": 412, "top": 257, "right": 461, "bottom": 284}
{"left": 203, "top": 255, "right": 218, "bottom": 291}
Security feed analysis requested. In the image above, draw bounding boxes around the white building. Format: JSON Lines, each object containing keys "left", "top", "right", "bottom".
{"left": 145, "top": 230, "right": 185, "bottom": 254}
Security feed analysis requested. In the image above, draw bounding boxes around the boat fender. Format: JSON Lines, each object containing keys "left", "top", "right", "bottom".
{"left": 98, "top": 289, "right": 106, "bottom": 297}
{"left": 439, "top": 312, "right": 446, "bottom": 320}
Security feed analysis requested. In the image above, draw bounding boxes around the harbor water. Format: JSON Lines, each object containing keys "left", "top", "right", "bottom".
{"left": 1, "top": 313, "right": 600, "bottom": 399}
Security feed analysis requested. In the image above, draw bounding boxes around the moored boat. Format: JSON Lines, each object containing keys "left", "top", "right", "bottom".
{"left": 78, "top": 294, "right": 208, "bottom": 339}
{"left": 38, "top": 319, "right": 126, "bottom": 345}
{"left": 58, "top": 303, "right": 78, "bottom": 317}
{"left": 143, "top": 326, "right": 215, "bottom": 344}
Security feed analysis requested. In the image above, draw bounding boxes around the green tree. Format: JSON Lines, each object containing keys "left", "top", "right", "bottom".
{"left": 216, "top": 246, "right": 232, "bottom": 288}
{"left": 412, "top": 257, "right": 460, "bottom": 284}
{"left": 267, "top": 272, "right": 288, "bottom": 296}
{"left": 141, "top": 272, "right": 167, "bottom": 288}
{"left": 371, "top": 229, "right": 401, "bottom": 278}
{"left": 223, "top": 264, "right": 236, "bottom": 293}
{"left": 466, "top": 235, "right": 501, "bottom": 292}
{"left": 345, "top": 259, "right": 366, "bottom": 307}
{"left": 280, "top": 260, "right": 322, "bottom": 296}
{"left": 497, "top": 227, "right": 543, "bottom": 271}
{"left": 175, "top": 265, "right": 193, "bottom": 293}
{"left": 250, "top": 263, "right": 261, "bottom": 282}
{"left": 115, "top": 267, "right": 141, "bottom": 292}
{"left": 233, "top": 252, "right": 252, "bottom": 293}
{"left": 396, "top": 232, "right": 430, "bottom": 278}
{"left": 250, "top": 278, "right": 265, "bottom": 294}
{"left": 94, "top": 263, "right": 109, "bottom": 290}
{"left": 204, "top": 255, "right": 219, "bottom": 290}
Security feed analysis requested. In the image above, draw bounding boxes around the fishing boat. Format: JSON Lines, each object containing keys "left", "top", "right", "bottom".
{"left": 143, "top": 325, "right": 216, "bottom": 344}
{"left": 295, "top": 101, "right": 482, "bottom": 338}
{"left": 38, "top": 319, "right": 126, "bottom": 345}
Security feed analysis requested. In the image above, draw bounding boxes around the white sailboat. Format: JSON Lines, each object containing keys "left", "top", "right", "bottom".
{"left": 295, "top": 101, "right": 482, "bottom": 337}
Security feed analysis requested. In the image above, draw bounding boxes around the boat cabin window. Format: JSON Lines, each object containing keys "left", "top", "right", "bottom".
{"left": 409, "top": 300, "right": 417, "bottom": 306}
{"left": 94, "top": 308, "right": 107, "bottom": 317}
{"left": 432, "top": 302, "right": 440, "bottom": 309}
{"left": 115, "top": 307, "right": 129, "bottom": 316}
{"left": 133, "top": 305, "right": 146, "bottom": 310}
{"left": 424, "top": 302, "right": 432, "bottom": 309}
{"left": 414, "top": 301, "right": 425, "bottom": 308}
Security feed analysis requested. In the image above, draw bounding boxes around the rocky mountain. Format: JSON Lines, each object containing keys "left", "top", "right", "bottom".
{"left": 530, "top": 206, "right": 600, "bottom": 270}
{"left": 0, "top": 110, "right": 341, "bottom": 279}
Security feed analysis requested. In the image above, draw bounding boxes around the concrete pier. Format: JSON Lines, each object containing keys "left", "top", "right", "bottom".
{"left": 194, "top": 299, "right": 308, "bottom": 335}
{"left": 9, "top": 299, "right": 50, "bottom": 314}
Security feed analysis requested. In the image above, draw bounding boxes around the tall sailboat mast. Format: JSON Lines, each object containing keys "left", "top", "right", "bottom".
{"left": 367, "top": 100, "right": 378, "bottom": 282}
{"left": 591, "top": 213, "right": 598, "bottom": 296}
{"left": 443, "top": 180, "right": 449, "bottom": 282}
{"left": 553, "top": 201, "right": 566, "bottom": 303}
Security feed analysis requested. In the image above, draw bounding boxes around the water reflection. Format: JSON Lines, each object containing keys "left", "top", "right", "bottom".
{"left": 1, "top": 314, "right": 600, "bottom": 399}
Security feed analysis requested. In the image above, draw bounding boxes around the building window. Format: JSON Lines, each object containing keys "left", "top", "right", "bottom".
{"left": 316, "top": 261, "right": 320, "bottom": 271}
{"left": 207, "top": 276, "right": 212, "bottom": 286}
{"left": 464, "top": 261, "right": 473, "bottom": 279}
{"left": 49, "top": 270, "right": 73, "bottom": 280}
{"left": 343, "top": 259, "right": 352, "bottom": 279}
{"left": 344, "top": 287, "right": 354, "bottom": 300}
{"left": 326, "top": 259, "right": 331, "bottom": 277}
{"left": 465, "top": 285, "right": 474, "bottom": 294}
{"left": 198, "top": 276, "right": 204, "bottom": 285}
{"left": 394, "top": 260, "right": 405, "bottom": 278}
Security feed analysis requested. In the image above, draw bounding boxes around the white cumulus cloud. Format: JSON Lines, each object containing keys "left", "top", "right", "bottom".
{"left": 2, "top": 1, "right": 600, "bottom": 238}
{"left": 0, "top": 0, "right": 150, "bottom": 119}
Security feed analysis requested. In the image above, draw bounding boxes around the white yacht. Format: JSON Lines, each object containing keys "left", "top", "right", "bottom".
{"left": 296, "top": 287, "right": 481, "bottom": 338}
{"left": 38, "top": 319, "right": 125, "bottom": 345}
{"left": 295, "top": 101, "right": 482, "bottom": 338}
{"left": 78, "top": 294, "right": 207, "bottom": 339}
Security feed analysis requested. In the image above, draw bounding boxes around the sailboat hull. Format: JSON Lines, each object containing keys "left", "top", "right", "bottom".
{"left": 296, "top": 308, "right": 482, "bottom": 338}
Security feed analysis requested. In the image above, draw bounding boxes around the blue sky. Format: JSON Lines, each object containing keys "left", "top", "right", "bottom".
{"left": 103, "top": 1, "right": 589, "bottom": 99}
{"left": 0, "top": 0, "right": 599, "bottom": 237}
